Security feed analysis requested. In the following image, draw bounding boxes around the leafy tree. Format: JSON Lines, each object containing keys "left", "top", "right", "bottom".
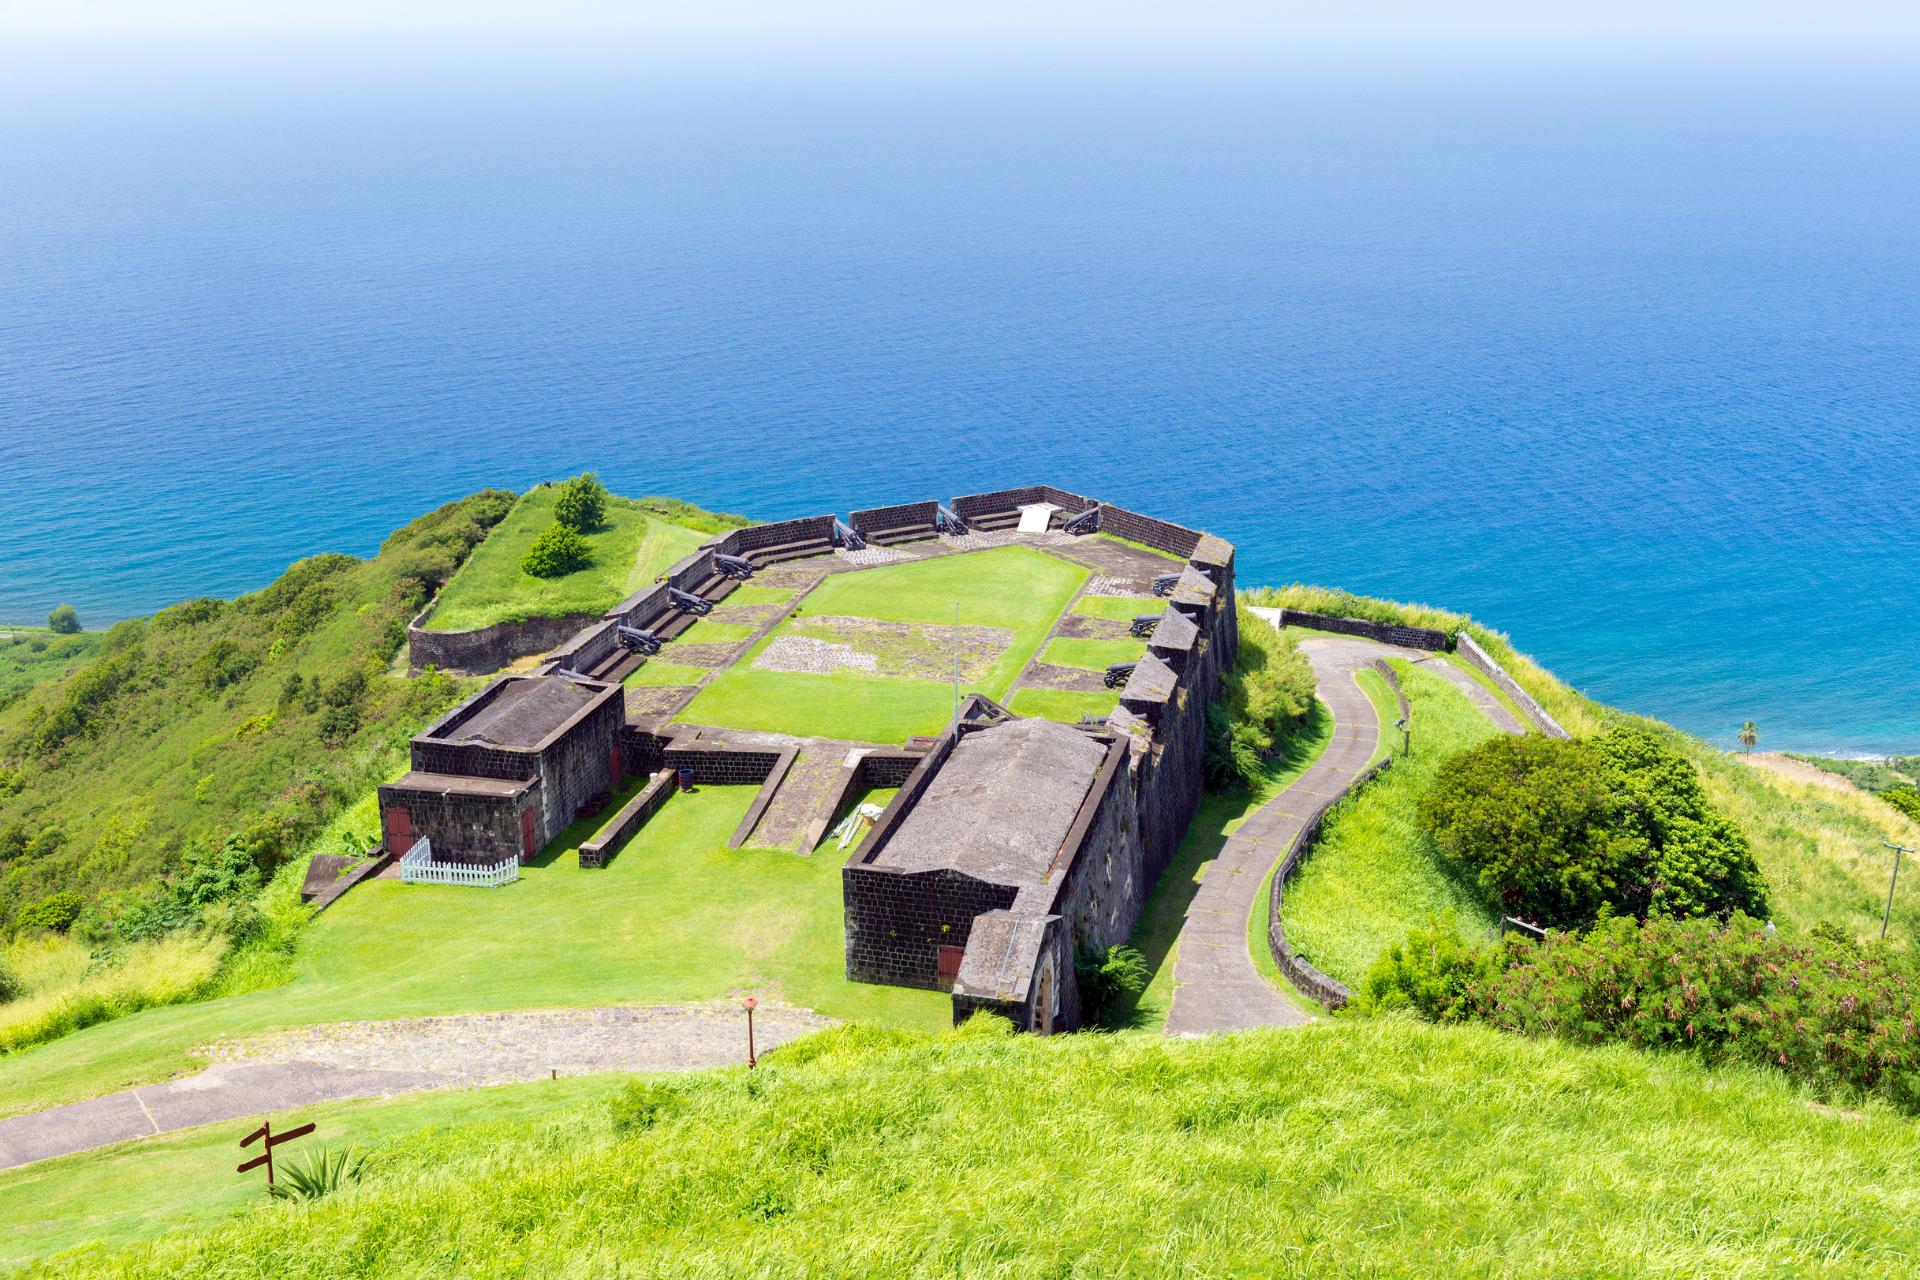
{"left": 45, "top": 604, "right": 80, "bottom": 634}
{"left": 1419, "top": 736, "right": 1627, "bottom": 923}
{"left": 522, "top": 522, "right": 594, "bottom": 578}
{"left": 552, "top": 472, "right": 609, "bottom": 531}
{"left": 1882, "top": 785, "right": 1920, "bottom": 824}
{"left": 17, "top": 890, "right": 85, "bottom": 934}
{"left": 1738, "top": 721, "right": 1758, "bottom": 754}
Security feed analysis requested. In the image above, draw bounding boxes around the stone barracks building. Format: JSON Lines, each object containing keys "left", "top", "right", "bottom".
{"left": 377, "top": 673, "right": 624, "bottom": 864}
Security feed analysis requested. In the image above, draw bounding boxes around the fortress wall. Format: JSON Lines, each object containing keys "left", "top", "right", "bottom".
{"left": 718, "top": 514, "right": 838, "bottom": 556}
{"left": 547, "top": 618, "right": 621, "bottom": 674}
{"left": 844, "top": 866, "right": 1020, "bottom": 989}
{"left": 1097, "top": 505, "right": 1203, "bottom": 559}
{"left": 850, "top": 500, "right": 937, "bottom": 539}
{"left": 951, "top": 485, "right": 1093, "bottom": 526}
{"left": 1277, "top": 608, "right": 1447, "bottom": 652}
{"left": 1045, "top": 737, "right": 1146, "bottom": 958}
{"left": 1455, "top": 633, "right": 1571, "bottom": 738}
{"left": 407, "top": 610, "right": 600, "bottom": 675}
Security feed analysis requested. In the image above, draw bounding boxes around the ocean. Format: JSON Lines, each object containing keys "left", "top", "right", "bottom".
{"left": 1, "top": 44, "right": 1915, "bottom": 755}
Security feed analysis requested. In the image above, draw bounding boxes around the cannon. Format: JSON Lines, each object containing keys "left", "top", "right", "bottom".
{"left": 1062, "top": 504, "right": 1101, "bottom": 536}
{"left": 1103, "top": 662, "right": 1137, "bottom": 689}
{"left": 715, "top": 553, "right": 754, "bottom": 580}
{"left": 1151, "top": 572, "right": 1182, "bottom": 597}
{"left": 1129, "top": 614, "right": 1159, "bottom": 638}
{"left": 668, "top": 587, "right": 713, "bottom": 615}
{"left": 617, "top": 626, "right": 663, "bottom": 655}
{"left": 935, "top": 505, "right": 968, "bottom": 535}
{"left": 831, "top": 519, "right": 866, "bottom": 551}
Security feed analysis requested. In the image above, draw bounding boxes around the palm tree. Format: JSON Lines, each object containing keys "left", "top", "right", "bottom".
{"left": 1738, "top": 722, "right": 1759, "bottom": 755}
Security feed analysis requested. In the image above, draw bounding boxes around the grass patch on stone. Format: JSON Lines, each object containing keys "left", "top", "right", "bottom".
{"left": 673, "top": 620, "right": 757, "bottom": 644}
{"left": 723, "top": 585, "right": 795, "bottom": 607}
{"left": 1006, "top": 689, "right": 1119, "bottom": 723}
{"left": 684, "top": 547, "right": 1085, "bottom": 741}
{"left": 427, "top": 490, "right": 710, "bottom": 632}
{"left": 1072, "top": 596, "right": 1164, "bottom": 621}
{"left": 0, "top": 785, "right": 948, "bottom": 1121}
{"left": 1279, "top": 662, "right": 1502, "bottom": 988}
{"left": 625, "top": 662, "right": 711, "bottom": 689}
{"left": 1041, "top": 637, "right": 1148, "bottom": 671}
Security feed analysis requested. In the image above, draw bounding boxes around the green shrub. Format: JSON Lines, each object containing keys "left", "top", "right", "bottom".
{"left": 21, "top": 648, "right": 142, "bottom": 752}
{"left": 17, "top": 891, "right": 85, "bottom": 934}
{"left": 1352, "top": 913, "right": 1502, "bottom": 1020}
{"left": 609, "top": 1078, "right": 686, "bottom": 1132}
{"left": 45, "top": 604, "right": 80, "bottom": 634}
{"left": 321, "top": 670, "right": 366, "bottom": 708}
{"left": 153, "top": 598, "right": 223, "bottom": 629}
{"left": 1074, "top": 943, "right": 1150, "bottom": 1026}
{"left": 1882, "top": 786, "right": 1920, "bottom": 823}
{"left": 1205, "top": 604, "right": 1316, "bottom": 789}
{"left": 191, "top": 639, "right": 257, "bottom": 690}
{"left": 267, "top": 1143, "right": 371, "bottom": 1201}
{"left": 317, "top": 705, "right": 361, "bottom": 745}
{"left": 1419, "top": 725, "right": 1767, "bottom": 927}
{"left": 552, "top": 472, "right": 610, "bottom": 531}
{"left": 521, "top": 522, "right": 594, "bottom": 578}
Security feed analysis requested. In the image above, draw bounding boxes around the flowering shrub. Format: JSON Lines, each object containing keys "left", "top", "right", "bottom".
{"left": 1359, "top": 913, "right": 1920, "bottom": 1109}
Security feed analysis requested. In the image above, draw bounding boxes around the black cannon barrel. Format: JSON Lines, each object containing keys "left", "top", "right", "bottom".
{"left": 668, "top": 587, "right": 713, "bottom": 615}
{"left": 1129, "top": 614, "right": 1159, "bottom": 637}
{"left": 617, "top": 626, "right": 663, "bottom": 655}
{"left": 1103, "top": 661, "right": 1138, "bottom": 689}
{"left": 935, "top": 505, "right": 968, "bottom": 535}
{"left": 1063, "top": 504, "right": 1101, "bottom": 536}
{"left": 715, "top": 554, "right": 754, "bottom": 579}
{"left": 1151, "top": 572, "right": 1182, "bottom": 597}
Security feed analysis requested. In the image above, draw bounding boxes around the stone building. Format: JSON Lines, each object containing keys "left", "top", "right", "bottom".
{"left": 377, "top": 673, "right": 624, "bottom": 865}
{"left": 843, "top": 709, "right": 1141, "bottom": 1034}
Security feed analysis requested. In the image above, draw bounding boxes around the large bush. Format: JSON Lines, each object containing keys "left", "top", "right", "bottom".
{"left": 552, "top": 472, "right": 609, "bottom": 531}
{"left": 45, "top": 604, "right": 81, "bottom": 634}
{"left": 1359, "top": 913, "right": 1920, "bottom": 1112}
{"left": 1205, "top": 605, "right": 1317, "bottom": 789}
{"left": 1420, "top": 724, "right": 1766, "bottom": 925}
{"left": 17, "top": 890, "right": 85, "bottom": 934}
{"left": 521, "top": 522, "right": 594, "bottom": 578}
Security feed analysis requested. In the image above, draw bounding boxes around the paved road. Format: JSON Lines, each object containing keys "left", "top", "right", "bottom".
{"left": 1164, "top": 637, "right": 1394, "bottom": 1035}
{"left": 0, "top": 1003, "right": 833, "bottom": 1171}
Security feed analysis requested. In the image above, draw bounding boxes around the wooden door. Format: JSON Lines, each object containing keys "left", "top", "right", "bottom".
{"left": 383, "top": 808, "right": 412, "bottom": 855}
{"left": 520, "top": 808, "right": 537, "bottom": 860}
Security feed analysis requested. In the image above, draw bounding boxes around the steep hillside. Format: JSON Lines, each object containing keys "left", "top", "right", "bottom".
{"left": 0, "top": 492, "right": 516, "bottom": 931}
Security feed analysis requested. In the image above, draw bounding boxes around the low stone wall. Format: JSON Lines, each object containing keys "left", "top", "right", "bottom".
{"left": 1266, "top": 757, "right": 1395, "bottom": 1010}
{"left": 850, "top": 500, "right": 936, "bottom": 539}
{"left": 579, "top": 772, "right": 676, "bottom": 868}
{"left": 1372, "top": 658, "right": 1411, "bottom": 721}
{"left": 1455, "top": 633, "right": 1570, "bottom": 738}
{"left": 607, "top": 582, "right": 672, "bottom": 630}
{"left": 618, "top": 725, "right": 677, "bottom": 777}
{"left": 660, "top": 740, "right": 787, "bottom": 786}
{"left": 1098, "top": 504, "right": 1202, "bottom": 559}
{"left": 407, "top": 607, "right": 600, "bottom": 675}
{"left": 716, "top": 514, "right": 837, "bottom": 557}
{"left": 951, "top": 485, "right": 1092, "bottom": 525}
{"left": 1277, "top": 608, "right": 1448, "bottom": 652}
{"left": 548, "top": 618, "right": 621, "bottom": 675}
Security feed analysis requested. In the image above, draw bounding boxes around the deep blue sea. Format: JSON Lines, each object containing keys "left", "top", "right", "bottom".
{"left": 2, "top": 44, "right": 1916, "bottom": 755}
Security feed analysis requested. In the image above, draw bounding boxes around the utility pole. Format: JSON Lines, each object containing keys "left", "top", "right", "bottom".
{"left": 1882, "top": 841, "right": 1914, "bottom": 941}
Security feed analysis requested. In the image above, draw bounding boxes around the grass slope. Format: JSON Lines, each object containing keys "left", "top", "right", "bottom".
{"left": 425, "top": 489, "right": 709, "bottom": 632}
{"left": 0, "top": 628, "right": 102, "bottom": 707}
{"left": 684, "top": 547, "right": 1086, "bottom": 742}
{"left": 0, "top": 784, "right": 947, "bottom": 1119}
{"left": 47, "top": 1018, "right": 1920, "bottom": 1278}
{"left": 1281, "top": 660, "right": 1503, "bottom": 986}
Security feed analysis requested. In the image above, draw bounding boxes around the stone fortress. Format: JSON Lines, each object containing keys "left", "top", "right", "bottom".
{"left": 392, "top": 485, "right": 1236, "bottom": 1034}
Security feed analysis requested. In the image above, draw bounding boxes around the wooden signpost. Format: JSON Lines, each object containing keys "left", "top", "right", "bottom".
{"left": 236, "top": 1120, "right": 316, "bottom": 1187}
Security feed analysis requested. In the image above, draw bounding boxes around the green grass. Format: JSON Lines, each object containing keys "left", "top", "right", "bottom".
{"left": 0, "top": 785, "right": 949, "bottom": 1120}
{"left": 1439, "top": 652, "right": 1531, "bottom": 726}
{"left": 0, "top": 627, "right": 102, "bottom": 705}
{"left": 624, "top": 661, "right": 712, "bottom": 689}
{"left": 684, "top": 548, "right": 1086, "bottom": 742}
{"left": 427, "top": 489, "right": 708, "bottom": 632}
{"left": 1353, "top": 667, "right": 1399, "bottom": 767}
{"left": 1005, "top": 688, "right": 1119, "bottom": 723}
{"left": 1280, "top": 662, "right": 1503, "bottom": 987}
{"left": 1071, "top": 595, "right": 1165, "bottom": 621}
{"left": 0, "top": 1074, "right": 614, "bottom": 1266}
{"left": 1124, "top": 699, "right": 1335, "bottom": 1030}
{"left": 672, "top": 620, "right": 758, "bottom": 644}
{"left": 1039, "top": 637, "right": 1147, "bottom": 671}
{"left": 723, "top": 586, "right": 796, "bottom": 607}
{"left": 50, "top": 1016, "right": 1920, "bottom": 1278}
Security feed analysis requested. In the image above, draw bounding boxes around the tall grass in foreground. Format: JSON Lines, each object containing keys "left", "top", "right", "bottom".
{"left": 57, "top": 1018, "right": 1920, "bottom": 1278}
{"left": 1281, "top": 661, "right": 1500, "bottom": 985}
{"left": 0, "top": 934, "right": 226, "bottom": 1055}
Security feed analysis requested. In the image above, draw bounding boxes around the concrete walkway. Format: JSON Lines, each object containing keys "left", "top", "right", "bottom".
{"left": 1163, "top": 637, "right": 1393, "bottom": 1035}
{"left": 1412, "top": 656, "right": 1527, "bottom": 735}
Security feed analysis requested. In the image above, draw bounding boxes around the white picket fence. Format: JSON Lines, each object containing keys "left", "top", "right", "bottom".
{"left": 398, "top": 839, "right": 521, "bottom": 887}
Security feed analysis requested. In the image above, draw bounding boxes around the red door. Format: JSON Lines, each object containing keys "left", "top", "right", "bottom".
{"left": 609, "top": 745, "right": 621, "bottom": 787}
{"left": 520, "top": 808, "right": 537, "bottom": 861}
{"left": 937, "top": 946, "right": 964, "bottom": 983}
{"left": 383, "top": 808, "right": 412, "bottom": 854}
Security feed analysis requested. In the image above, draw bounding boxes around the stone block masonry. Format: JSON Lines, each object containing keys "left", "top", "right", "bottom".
{"left": 407, "top": 607, "right": 600, "bottom": 676}
{"left": 1455, "top": 633, "right": 1570, "bottom": 738}
{"left": 1278, "top": 608, "right": 1447, "bottom": 652}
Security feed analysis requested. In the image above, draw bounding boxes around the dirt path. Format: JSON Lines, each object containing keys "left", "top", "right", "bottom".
{"left": 0, "top": 1004, "right": 833, "bottom": 1170}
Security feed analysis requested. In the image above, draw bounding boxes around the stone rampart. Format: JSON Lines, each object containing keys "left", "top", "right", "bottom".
{"left": 407, "top": 606, "right": 600, "bottom": 675}
{"left": 1455, "top": 633, "right": 1570, "bottom": 738}
{"left": 1266, "top": 756, "right": 1395, "bottom": 1010}
{"left": 548, "top": 619, "right": 621, "bottom": 675}
{"left": 951, "top": 485, "right": 1093, "bottom": 527}
{"left": 660, "top": 740, "right": 787, "bottom": 787}
{"left": 849, "top": 500, "right": 937, "bottom": 540}
{"left": 578, "top": 772, "right": 675, "bottom": 868}
{"left": 1098, "top": 504, "right": 1202, "bottom": 559}
{"left": 715, "top": 514, "right": 837, "bottom": 557}
{"left": 1278, "top": 608, "right": 1448, "bottom": 652}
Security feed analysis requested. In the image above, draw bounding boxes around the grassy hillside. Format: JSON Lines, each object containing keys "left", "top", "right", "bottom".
{"left": 1245, "top": 583, "right": 1920, "bottom": 947}
{"left": 0, "top": 492, "right": 516, "bottom": 931}
{"left": 0, "top": 627, "right": 102, "bottom": 708}
{"left": 42, "top": 1018, "right": 1920, "bottom": 1277}
{"left": 424, "top": 488, "right": 731, "bottom": 633}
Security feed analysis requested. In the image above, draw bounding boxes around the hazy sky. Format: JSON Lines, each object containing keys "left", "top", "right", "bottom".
{"left": 3, "top": 1, "right": 1916, "bottom": 50}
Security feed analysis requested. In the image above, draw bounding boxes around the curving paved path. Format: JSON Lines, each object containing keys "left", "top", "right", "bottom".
{"left": 1164, "top": 637, "right": 1397, "bottom": 1035}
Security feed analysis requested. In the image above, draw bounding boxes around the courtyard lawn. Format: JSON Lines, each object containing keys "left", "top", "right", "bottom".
{"left": 682, "top": 547, "right": 1086, "bottom": 741}
{"left": 1041, "top": 636, "right": 1148, "bottom": 671}
{"left": 0, "top": 785, "right": 949, "bottom": 1121}
{"left": 624, "top": 661, "right": 711, "bottom": 688}
{"left": 427, "top": 489, "right": 709, "bottom": 631}
{"left": 721, "top": 585, "right": 795, "bottom": 607}
{"left": 1279, "top": 661, "right": 1502, "bottom": 987}
{"left": 1006, "top": 688, "right": 1119, "bottom": 723}
{"left": 1072, "top": 595, "right": 1165, "bottom": 621}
